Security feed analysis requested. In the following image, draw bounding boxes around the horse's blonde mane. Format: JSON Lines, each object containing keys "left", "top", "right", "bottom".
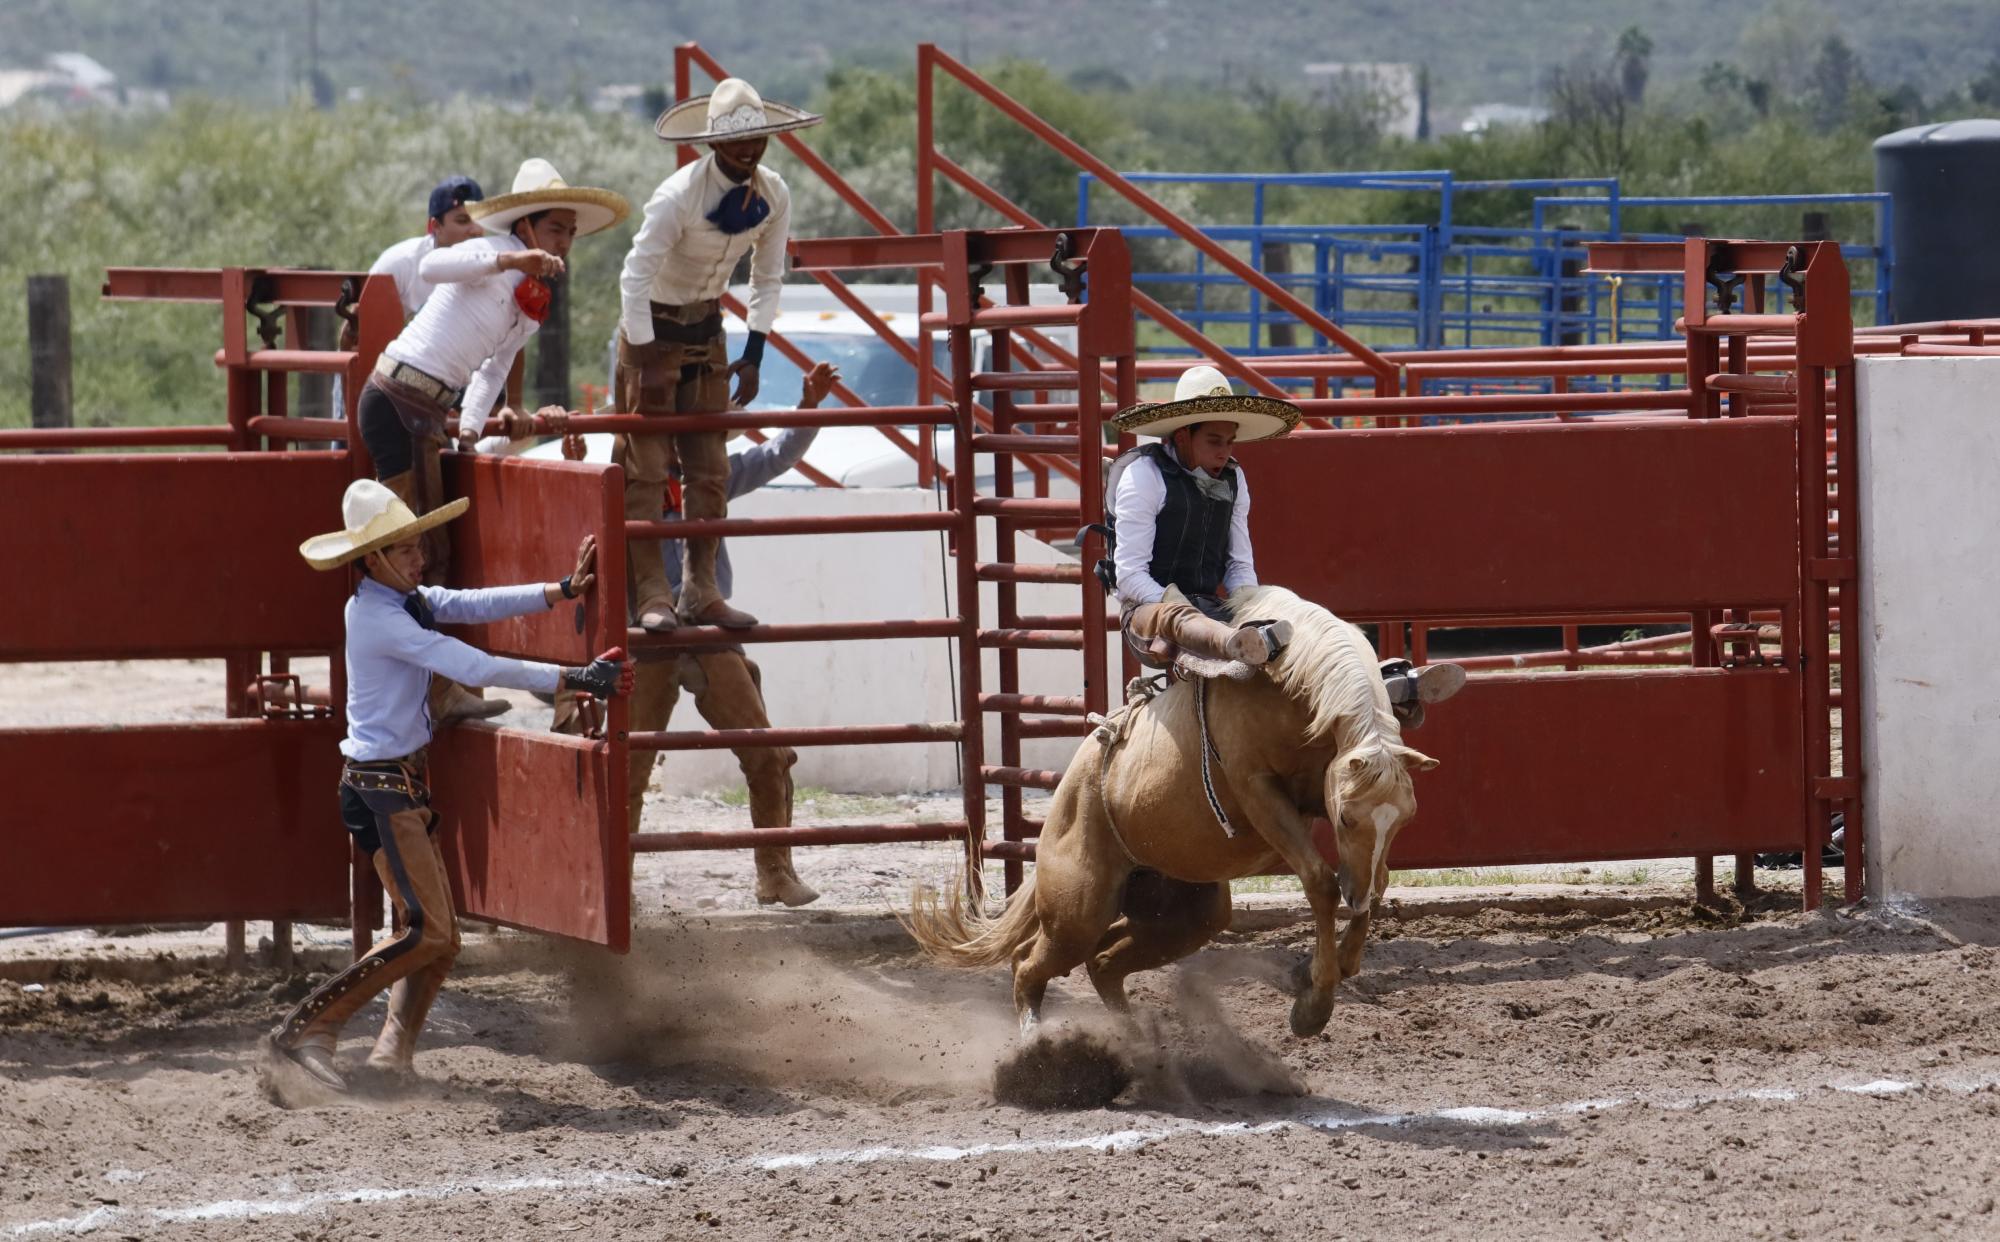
{"left": 1225, "top": 585, "right": 1395, "bottom": 750}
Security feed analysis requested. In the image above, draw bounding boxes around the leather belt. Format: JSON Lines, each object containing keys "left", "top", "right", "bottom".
{"left": 374, "top": 356, "right": 464, "bottom": 409}
{"left": 340, "top": 752, "right": 430, "bottom": 802}
{"left": 649, "top": 311, "right": 724, "bottom": 344}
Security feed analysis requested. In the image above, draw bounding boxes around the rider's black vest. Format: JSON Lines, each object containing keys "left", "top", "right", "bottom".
{"left": 1141, "top": 442, "right": 1238, "bottom": 598}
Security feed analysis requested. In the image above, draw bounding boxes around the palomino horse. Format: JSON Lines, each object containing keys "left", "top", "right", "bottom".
{"left": 905, "top": 586, "right": 1438, "bottom": 1037}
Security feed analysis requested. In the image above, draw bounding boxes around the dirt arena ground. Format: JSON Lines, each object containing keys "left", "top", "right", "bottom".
{"left": 6, "top": 893, "right": 1999, "bottom": 1241}
{"left": 7, "top": 661, "right": 1998, "bottom": 1239}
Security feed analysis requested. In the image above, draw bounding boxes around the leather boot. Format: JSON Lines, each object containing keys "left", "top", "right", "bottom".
{"left": 754, "top": 849, "right": 820, "bottom": 907}
{"left": 366, "top": 961, "right": 445, "bottom": 1078}
{"left": 1381, "top": 660, "right": 1467, "bottom": 707}
{"left": 277, "top": 1039, "right": 348, "bottom": 1092}
{"left": 624, "top": 485, "right": 678, "bottom": 632}
{"left": 430, "top": 676, "right": 510, "bottom": 723}
{"left": 685, "top": 598, "right": 759, "bottom": 630}
{"left": 1223, "top": 619, "right": 1292, "bottom": 666}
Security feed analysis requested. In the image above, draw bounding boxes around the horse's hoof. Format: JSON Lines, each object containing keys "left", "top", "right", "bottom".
{"left": 1289, "top": 989, "right": 1334, "bottom": 1037}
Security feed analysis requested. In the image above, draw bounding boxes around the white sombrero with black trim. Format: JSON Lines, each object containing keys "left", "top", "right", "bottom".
{"left": 655, "top": 77, "right": 823, "bottom": 143}
{"left": 468, "top": 158, "right": 631, "bottom": 237}
{"left": 1111, "top": 365, "right": 1301, "bottom": 442}
{"left": 300, "top": 479, "right": 469, "bottom": 571}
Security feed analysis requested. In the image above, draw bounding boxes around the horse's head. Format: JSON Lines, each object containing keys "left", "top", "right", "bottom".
{"left": 1326, "top": 742, "right": 1438, "bottom": 913}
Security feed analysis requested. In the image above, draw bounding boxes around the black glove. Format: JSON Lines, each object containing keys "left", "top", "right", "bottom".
{"left": 561, "top": 648, "right": 631, "bottom": 699}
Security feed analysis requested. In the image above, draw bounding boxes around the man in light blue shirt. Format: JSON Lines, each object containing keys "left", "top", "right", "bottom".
{"left": 270, "top": 479, "right": 630, "bottom": 1093}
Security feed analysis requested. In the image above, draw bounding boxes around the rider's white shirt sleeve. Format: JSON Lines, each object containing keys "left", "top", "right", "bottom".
{"left": 1222, "top": 469, "right": 1256, "bottom": 592}
{"left": 1111, "top": 454, "right": 1168, "bottom": 608}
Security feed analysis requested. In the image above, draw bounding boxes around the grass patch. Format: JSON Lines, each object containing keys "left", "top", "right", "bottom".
{"left": 1230, "top": 875, "right": 1304, "bottom": 895}
{"left": 1388, "top": 864, "right": 1654, "bottom": 887}
{"left": 1231, "top": 864, "right": 1656, "bottom": 895}
{"left": 711, "top": 785, "right": 909, "bottom": 816}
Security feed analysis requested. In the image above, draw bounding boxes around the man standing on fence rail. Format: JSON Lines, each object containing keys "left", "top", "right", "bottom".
{"left": 615, "top": 78, "right": 821, "bottom": 634}
{"left": 267, "top": 480, "right": 632, "bottom": 1094}
{"left": 356, "top": 158, "right": 628, "bottom": 722}
{"left": 586, "top": 361, "right": 839, "bottom": 907}
{"left": 1107, "top": 365, "right": 1466, "bottom": 725}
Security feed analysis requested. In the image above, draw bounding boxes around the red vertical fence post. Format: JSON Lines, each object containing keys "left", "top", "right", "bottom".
{"left": 948, "top": 322, "right": 988, "bottom": 899}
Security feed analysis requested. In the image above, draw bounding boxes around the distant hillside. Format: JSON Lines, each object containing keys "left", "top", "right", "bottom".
{"left": 6, "top": 0, "right": 1999, "bottom": 116}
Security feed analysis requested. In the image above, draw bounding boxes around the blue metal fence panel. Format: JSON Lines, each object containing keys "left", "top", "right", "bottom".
{"left": 1082, "top": 170, "right": 1893, "bottom": 394}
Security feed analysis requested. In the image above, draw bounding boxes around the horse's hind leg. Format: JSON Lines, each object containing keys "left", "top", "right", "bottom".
{"left": 1010, "top": 777, "right": 1129, "bottom": 1033}
{"left": 1012, "top": 893, "right": 1121, "bottom": 1034}
{"left": 1086, "top": 874, "right": 1231, "bottom": 1014}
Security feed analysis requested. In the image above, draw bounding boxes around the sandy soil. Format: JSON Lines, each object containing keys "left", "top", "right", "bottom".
{"left": 5, "top": 895, "right": 1998, "bottom": 1241}
{"left": 4, "top": 660, "right": 1966, "bottom": 1240}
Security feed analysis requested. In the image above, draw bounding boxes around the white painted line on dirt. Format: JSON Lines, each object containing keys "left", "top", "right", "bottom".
{"left": 756, "top": 1120, "right": 1293, "bottom": 1170}
{"left": 2, "top": 1170, "right": 674, "bottom": 1238}
{"left": 4, "top": 1071, "right": 1987, "bottom": 1236}
{"left": 749, "top": 1068, "right": 2000, "bottom": 1172}
{"left": 1836, "top": 1079, "right": 1915, "bottom": 1096}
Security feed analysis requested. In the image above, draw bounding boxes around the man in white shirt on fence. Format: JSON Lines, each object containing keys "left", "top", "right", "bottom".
{"left": 615, "top": 77, "right": 823, "bottom": 634}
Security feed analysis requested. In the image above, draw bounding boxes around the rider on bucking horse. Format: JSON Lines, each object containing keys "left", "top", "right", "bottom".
{"left": 1105, "top": 364, "right": 1466, "bottom": 726}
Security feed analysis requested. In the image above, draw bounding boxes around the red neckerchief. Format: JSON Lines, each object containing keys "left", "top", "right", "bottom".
{"left": 513, "top": 276, "right": 551, "bottom": 323}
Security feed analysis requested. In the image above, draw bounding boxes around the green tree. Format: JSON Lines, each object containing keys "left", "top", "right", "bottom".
{"left": 1616, "top": 26, "right": 1654, "bottom": 104}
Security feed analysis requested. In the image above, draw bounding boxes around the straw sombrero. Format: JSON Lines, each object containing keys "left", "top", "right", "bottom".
{"left": 300, "top": 479, "right": 469, "bottom": 571}
{"left": 468, "top": 158, "right": 630, "bottom": 237}
{"left": 655, "top": 77, "right": 823, "bottom": 143}
{"left": 1110, "top": 365, "right": 1301, "bottom": 442}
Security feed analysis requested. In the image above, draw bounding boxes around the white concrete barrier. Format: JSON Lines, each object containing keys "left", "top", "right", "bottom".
{"left": 1857, "top": 355, "right": 2000, "bottom": 899}
{"left": 652, "top": 485, "right": 1117, "bottom": 795}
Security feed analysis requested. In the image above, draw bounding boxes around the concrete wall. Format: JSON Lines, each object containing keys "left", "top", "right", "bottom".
{"left": 653, "top": 486, "right": 1117, "bottom": 795}
{"left": 1857, "top": 355, "right": 2000, "bottom": 899}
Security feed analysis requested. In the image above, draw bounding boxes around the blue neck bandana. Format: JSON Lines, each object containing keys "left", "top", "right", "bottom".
{"left": 403, "top": 592, "right": 437, "bottom": 632}
{"left": 706, "top": 181, "right": 770, "bottom": 235}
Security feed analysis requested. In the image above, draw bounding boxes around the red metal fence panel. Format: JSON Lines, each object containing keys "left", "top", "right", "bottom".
{"left": 0, "top": 720, "right": 348, "bottom": 925}
{"left": 2, "top": 452, "right": 351, "bottom": 660}
{"left": 1241, "top": 417, "right": 1801, "bottom": 619}
{"left": 438, "top": 454, "right": 624, "bottom": 667}
{"left": 429, "top": 724, "right": 629, "bottom": 951}
{"left": 1360, "top": 669, "right": 1807, "bottom": 869}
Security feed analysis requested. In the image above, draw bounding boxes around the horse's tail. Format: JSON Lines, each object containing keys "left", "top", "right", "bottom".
{"left": 900, "top": 869, "right": 1042, "bottom": 970}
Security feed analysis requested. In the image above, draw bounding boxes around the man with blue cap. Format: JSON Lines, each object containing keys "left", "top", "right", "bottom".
{"left": 367, "top": 175, "right": 487, "bottom": 319}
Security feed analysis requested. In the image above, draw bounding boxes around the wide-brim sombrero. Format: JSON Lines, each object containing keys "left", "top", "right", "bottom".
{"left": 1110, "top": 365, "right": 1301, "bottom": 442}
{"left": 470, "top": 158, "right": 631, "bottom": 237}
{"left": 656, "top": 77, "right": 823, "bottom": 143}
{"left": 301, "top": 483, "right": 470, "bottom": 571}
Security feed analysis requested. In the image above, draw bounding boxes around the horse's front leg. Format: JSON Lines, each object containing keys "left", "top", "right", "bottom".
{"left": 1236, "top": 773, "right": 1345, "bottom": 1037}
{"left": 1335, "top": 900, "right": 1371, "bottom": 980}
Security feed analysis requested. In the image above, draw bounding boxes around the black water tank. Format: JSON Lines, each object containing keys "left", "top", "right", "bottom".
{"left": 1875, "top": 119, "right": 2000, "bottom": 324}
